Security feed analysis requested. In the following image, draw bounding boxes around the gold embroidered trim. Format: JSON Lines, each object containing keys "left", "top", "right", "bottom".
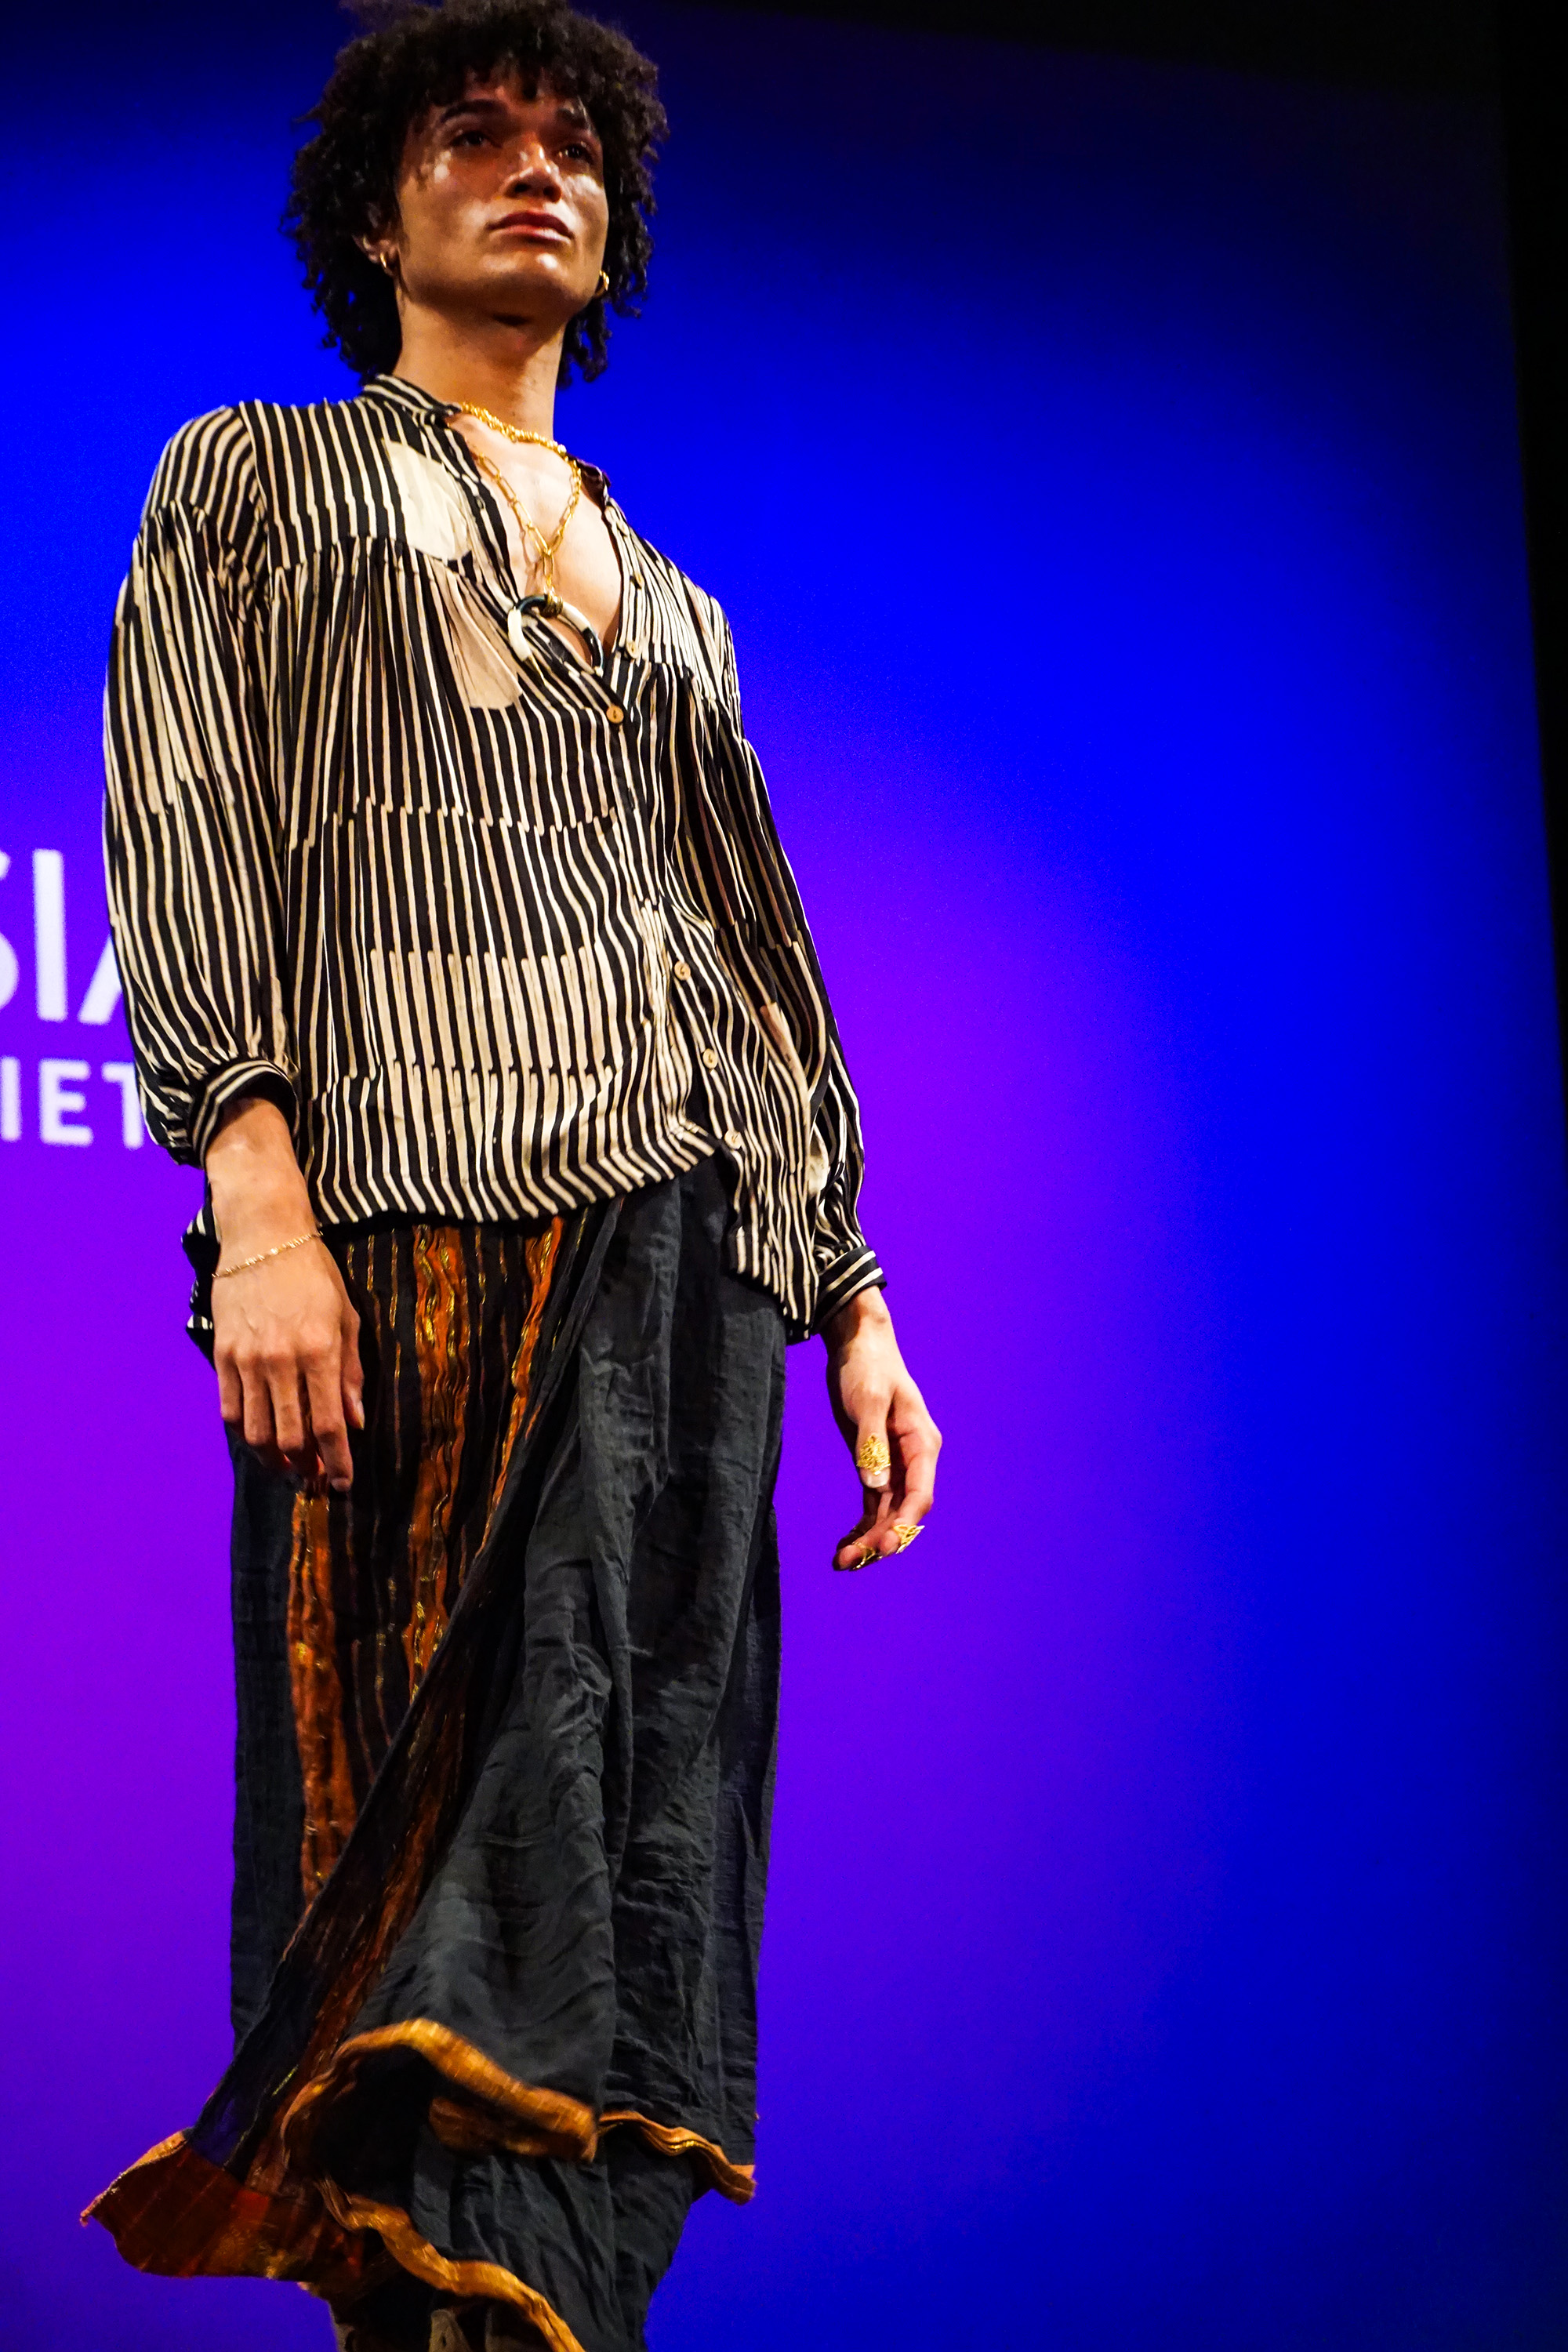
{"left": 289, "top": 1483, "right": 360, "bottom": 1894}
{"left": 598, "top": 2110, "right": 756, "bottom": 2204}
{"left": 493, "top": 1221, "right": 562, "bottom": 1502}
{"left": 82, "top": 2128, "right": 582, "bottom": 2350}
{"left": 280, "top": 2020, "right": 597, "bottom": 2172}
{"left": 318, "top": 2180, "right": 586, "bottom": 2352}
{"left": 405, "top": 1228, "right": 470, "bottom": 1694}
{"left": 82, "top": 2131, "right": 384, "bottom": 2305}
{"left": 83, "top": 2130, "right": 186, "bottom": 2221}
{"left": 427, "top": 2100, "right": 561, "bottom": 2160}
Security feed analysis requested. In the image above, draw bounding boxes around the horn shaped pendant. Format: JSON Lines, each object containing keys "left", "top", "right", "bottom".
{"left": 508, "top": 592, "right": 604, "bottom": 673}
{"left": 505, "top": 600, "right": 537, "bottom": 665}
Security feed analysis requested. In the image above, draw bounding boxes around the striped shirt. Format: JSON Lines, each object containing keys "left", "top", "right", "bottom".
{"left": 104, "top": 372, "right": 880, "bottom": 1339}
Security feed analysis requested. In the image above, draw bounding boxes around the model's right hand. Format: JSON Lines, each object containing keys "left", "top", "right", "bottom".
{"left": 206, "top": 1096, "right": 364, "bottom": 1490}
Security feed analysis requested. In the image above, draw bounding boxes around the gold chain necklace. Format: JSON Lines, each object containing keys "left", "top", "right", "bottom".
{"left": 448, "top": 403, "right": 582, "bottom": 603}
{"left": 448, "top": 399, "right": 572, "bottom": 460}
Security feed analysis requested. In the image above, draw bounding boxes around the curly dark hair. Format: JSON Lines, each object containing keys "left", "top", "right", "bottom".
{"left": 285, "top": 0, "right": 666, "bottom": 384}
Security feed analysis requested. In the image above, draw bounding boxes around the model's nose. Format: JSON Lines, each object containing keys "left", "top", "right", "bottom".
{"left": 505, "top": 141, "right": 561, "bottom": 193}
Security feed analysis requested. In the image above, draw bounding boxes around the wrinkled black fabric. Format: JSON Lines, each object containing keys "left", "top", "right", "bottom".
{"left": 199, "top": 1202, "right": 615, "bottom": 2180}
{"left": 227, "top": 1215, "right": 585, "bottom": 2043}
{"left": 344, "top": 1161, "right": 783, "bottom": 2349}
{"left": 339, "top": 2131, "right": 702, "bottom": 2352}
{"left": 349, "top": 1162, "right": 785, "bottom": 2136}
{"left": 229, "top": 1431, "right": 306, "bottom": 2041}
{"left": 220, "top": 1160, "right": 784, "bottom": 2351}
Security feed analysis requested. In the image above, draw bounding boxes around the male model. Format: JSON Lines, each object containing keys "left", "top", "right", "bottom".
{"left": 89, "top": 5, "right": 938, "bottom": 2347}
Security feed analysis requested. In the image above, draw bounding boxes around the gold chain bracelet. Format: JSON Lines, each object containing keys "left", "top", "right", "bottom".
{"left": 213, "top": 1226, "right": 323, "bottom": 1282}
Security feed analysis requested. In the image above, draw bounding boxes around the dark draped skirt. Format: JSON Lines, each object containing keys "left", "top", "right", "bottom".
{"left": 89, "top": 1160, "right": 786, "bottom": 2352}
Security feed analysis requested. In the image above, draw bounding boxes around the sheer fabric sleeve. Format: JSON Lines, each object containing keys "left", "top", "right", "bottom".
{"left": 103, "top": 407, "right": 296, "bottom": 1167}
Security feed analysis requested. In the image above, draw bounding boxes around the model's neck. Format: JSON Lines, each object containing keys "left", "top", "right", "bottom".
{"left": 391, "top": 307, "right": 565, "bottom": 439}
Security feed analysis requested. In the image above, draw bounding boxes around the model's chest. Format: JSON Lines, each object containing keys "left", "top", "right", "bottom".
{"left": 458, "top": 445, "right": 625, "bottom": 655}
{"left": 264, "top": 441, "right": 709, "bottom": 677}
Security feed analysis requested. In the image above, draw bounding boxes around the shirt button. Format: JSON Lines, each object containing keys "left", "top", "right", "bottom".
{"left": 606, "top": 704, "right": 625, "bottom": 724}
{"left": 702, "top": 1047, "right": 719, "bottom": 1070}
{"left": 673, "top": 960, "right": 691, "bottom": 980}
{"left": 724, "top": 1128, "right": 743, "bottom": 1149}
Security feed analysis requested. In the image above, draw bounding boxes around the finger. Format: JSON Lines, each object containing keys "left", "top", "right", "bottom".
{"left": 858, "top": 1483, "right": 889, "bottom": 1528}
{"left": 891, "top": 1429, "right": 940, "bottom": 1529}
{"left": 835, "top": 1533, "right": 883, "bottom": 1572}
{"left": 238, "top": 1356, "right": 286, "bottom": 1475}
{"left": 833, "top": 1497, "right": 874, "bottom": 1571}
{"left": 268, "top": 1357, "right": 307, "bottom": 1459}
{"left": 851, "top": 1406, "right": 893, "bottom": 1494}
{"left": 895, "top": 1485, "right": 935, "bottom": 1534}
{"left": 341, "top": 1305, "right": 365, "bottom": 1433}
{"left": 307, "top": 1352, "right": 354, "bottom": 1493}
{"left": 287, "top": 1392, "right": 326, "bottom": 1482}
{"left": 241, "top": 1364, "right": 277, "bottom": 1457}
{"left": 216, "top": 1352, "right": 243, "bottom": 1430}
{"left": 833, "top": 1491, "right": 895, "bottom": 1571}
{"left": 842, "top": 1447, "right": 937, "bottom": 1571}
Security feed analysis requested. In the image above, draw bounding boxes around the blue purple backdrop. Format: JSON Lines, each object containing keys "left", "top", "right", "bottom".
{"left": 2, "top": 5, "right": 1566, "bottom": 2345}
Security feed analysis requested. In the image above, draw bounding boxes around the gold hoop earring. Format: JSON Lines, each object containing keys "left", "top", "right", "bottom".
{"left": 595, "top": 268, "right": 610, "bottom": 299}
{"left": 376, "top": 250, "right": 397, "bottom": 278}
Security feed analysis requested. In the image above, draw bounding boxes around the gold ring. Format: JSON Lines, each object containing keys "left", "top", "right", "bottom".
{"left": 855, "top": 1434, "right": 891, "bottom": 1477}
{"left": 890, "top": 1521, "right": 924, "bottom": 1553}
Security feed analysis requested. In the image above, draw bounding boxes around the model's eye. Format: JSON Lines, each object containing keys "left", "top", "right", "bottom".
{"left": 450, "top": 127, "right": 488, "bottom": 148}
{"left": 561, "top": 140, "right": 597, "bottom": 164}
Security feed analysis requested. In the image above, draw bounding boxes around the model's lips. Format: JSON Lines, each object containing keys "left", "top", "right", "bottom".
{"left": 490, "top": 210, "right": 571, "bottom": 240}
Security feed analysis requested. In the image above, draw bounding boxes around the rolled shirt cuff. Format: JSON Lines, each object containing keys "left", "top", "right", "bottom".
{"left": 189, "top": 1058, "right": 299, "bottom": 1166}
{"left": 810, "top": 1243, "right": 886, "bottom": 1338}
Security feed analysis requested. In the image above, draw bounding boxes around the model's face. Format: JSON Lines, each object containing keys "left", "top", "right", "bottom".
{"left": 383, "top": 74, "right": 608, "bottom": 329}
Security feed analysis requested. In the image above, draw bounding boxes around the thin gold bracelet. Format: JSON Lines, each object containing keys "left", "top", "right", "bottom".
{"left": 212, "top": 1225, "right": 323, "bottom": 1282}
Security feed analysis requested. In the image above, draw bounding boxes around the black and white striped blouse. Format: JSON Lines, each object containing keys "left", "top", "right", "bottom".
{"left": 104, "top": 372, "right": 880, "bottom": 1338}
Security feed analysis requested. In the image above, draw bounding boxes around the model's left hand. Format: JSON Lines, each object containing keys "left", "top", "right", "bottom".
{"left": 822, "top": 1289, "right": 941, "bottom": 1570}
